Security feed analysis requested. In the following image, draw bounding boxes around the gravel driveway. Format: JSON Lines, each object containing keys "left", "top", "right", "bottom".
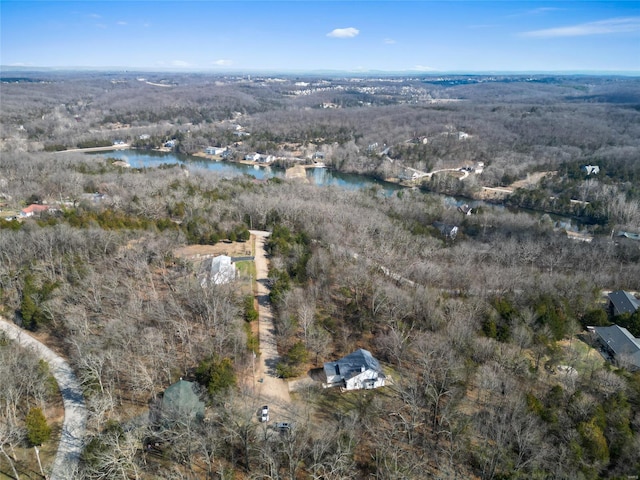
{"left": 250, "top": 231, "right": 291, "bottom": 404}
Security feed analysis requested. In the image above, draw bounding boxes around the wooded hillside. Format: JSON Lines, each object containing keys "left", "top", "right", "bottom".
{"left": 1, "top": 72, "right": 639, "bottom": 479}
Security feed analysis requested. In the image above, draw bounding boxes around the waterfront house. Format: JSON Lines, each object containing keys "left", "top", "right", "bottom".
{"left": 244, "top": 153, "right": 261, "bottom": 162}
{"left": 205, "top": 146, "right": 226, "bottom": 155}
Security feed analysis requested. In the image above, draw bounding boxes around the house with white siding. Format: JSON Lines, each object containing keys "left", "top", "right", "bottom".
{"left": 323, "top": 349, "right": 386, "bottom": 391}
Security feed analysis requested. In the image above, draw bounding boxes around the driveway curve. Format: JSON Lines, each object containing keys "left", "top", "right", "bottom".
{"left": 0, "top": 318, "right": 87, "bottom": 480}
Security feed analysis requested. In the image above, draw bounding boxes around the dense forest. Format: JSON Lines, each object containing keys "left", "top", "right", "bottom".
{"left": 1, "top": 72, "right": 640, "bottom": 479}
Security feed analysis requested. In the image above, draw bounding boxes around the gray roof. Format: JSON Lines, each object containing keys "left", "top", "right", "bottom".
{"left": 324, "top": 348, "right": 384, "bottom": 381}
{"left": 593, "top": 325, "right": 640, "bottom": 369}
{"left": 162, "top": 380, "right": 205, "bottom": 419}
{"left": 608, "top": 290, "right": 640, "bottom": 316}
{"left": 617, "top": 231, "right": 640, "bottom": 241}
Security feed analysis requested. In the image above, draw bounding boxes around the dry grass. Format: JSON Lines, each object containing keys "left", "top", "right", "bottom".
{"left": 173, "top": 240, "right": 252, "bottom": 260}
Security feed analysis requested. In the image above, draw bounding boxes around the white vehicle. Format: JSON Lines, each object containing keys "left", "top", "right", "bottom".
{"left": 260, "top": 405, "right": 269, "bottom": 422}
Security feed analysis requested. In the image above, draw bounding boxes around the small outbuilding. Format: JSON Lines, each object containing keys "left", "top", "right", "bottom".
{"left": 161, "top": 379, "right": 205, "bottom": 420}
{"left": 323, "top": 348, "right": 386, "bottom": 391}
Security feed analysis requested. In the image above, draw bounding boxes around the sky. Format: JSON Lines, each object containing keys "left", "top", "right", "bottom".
{"left": 1, "top": 1, "right": 639, "bottom": 73}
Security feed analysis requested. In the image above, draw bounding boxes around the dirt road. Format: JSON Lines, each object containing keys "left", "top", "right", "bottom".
{"left": 52, "top": 143, "right": 130, "bottom": 153}
{"left": 249, "top": 231, "right": 291, "bottom": 404}
{"left": 0, "top": 318, "right": 87, "bottom": 480}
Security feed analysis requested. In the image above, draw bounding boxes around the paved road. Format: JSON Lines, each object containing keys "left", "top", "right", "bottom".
{"left": 0, "top": 319, "right": 87, "bottom": 480}
{"left": 249, "top": 231, "right": 291, "bottom": 404}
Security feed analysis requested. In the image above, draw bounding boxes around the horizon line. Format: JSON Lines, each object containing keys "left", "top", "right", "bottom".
{"left": 2, "top": 65, "right": 639, "bottom": 77}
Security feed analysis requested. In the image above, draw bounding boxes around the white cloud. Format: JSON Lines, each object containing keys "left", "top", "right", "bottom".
{"left": 89, "top": 13, "right": 101, "bottom": 19}
{"left": 171, "top": 60, "right": 191, "bottom": 67}
{"left": 412, "top": 65, "right": 436, "bottom": 71}
{"left": 327, "top": 27, "right": 359, "bottom": 38}
{"left": 213, "top": 59, "right": 233, "bottom": 66}
{"left": 95, "top": 23, "right": 107, "bottom": 29}
{"left": 384, "top": 38, "right": 396, "bottom": 44}
{"left": 117, "top": 21, "right": 127, "bottom": 26}
{"left": 527, "top": 7, "right": 563, "bottom": 15}
{"left": 521, "top": 16, "right": 640, "bottom": 38}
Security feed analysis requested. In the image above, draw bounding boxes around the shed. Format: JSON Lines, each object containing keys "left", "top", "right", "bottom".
{"left": 161, "top": 380, "right": 205, "bottom": 420}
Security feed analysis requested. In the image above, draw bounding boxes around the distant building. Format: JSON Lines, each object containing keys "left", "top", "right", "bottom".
{"left": 458, "top": 204, "right": 473, "bottom": 216}
{"left": 139, "top": 134, "right": 151, "bottom": 140}
{"left": 244, "top": 153, "right": 261, "bottom": 162}
{"left": 164, "top": 140, "right": 176, "bottom": 148}
{"left": 474, "top": 162, "right": 485, "bottom": 174}
{"left": 608, "top": 290, "right": 640, "bottom": 316}
{"left": 20, "top": 204, "right": 49, "bottom": 217}
{"left": 258, "top": 155, "right": 275, "bottom": 164}
{"left": 616, "top": 231, "right": 640, "bottom": 242}
{"left": 205, "top": 146, "right": 226, "bottom": 155}
{"left": 433, "top": 222, "right": 459, "bottom": 240}
{"left": 399, "top": 169, "right": 421, "bottom": 181}
{"left": 323, "top": 349, "right": 386, "bottom": 390}
{"left": 581, "top": 165, "right": 600, "bottom": 175}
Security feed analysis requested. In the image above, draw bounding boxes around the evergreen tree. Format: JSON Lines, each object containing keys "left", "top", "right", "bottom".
{"left": 25, "top": 407, "right": 51, "bottom": 446}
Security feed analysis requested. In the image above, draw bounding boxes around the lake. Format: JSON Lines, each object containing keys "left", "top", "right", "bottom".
{"left": 90, "top": 150, "right": 402, "bottom": 195}
{"left": 89, "top": 150, "right": 582, "bottom": 230}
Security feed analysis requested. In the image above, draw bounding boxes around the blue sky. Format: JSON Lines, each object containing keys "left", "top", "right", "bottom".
{"left": 1, "top": 1, "right": 639, "bottom": 72}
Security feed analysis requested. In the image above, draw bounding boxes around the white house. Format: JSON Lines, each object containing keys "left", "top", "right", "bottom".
{"left": 582, "top": 165, "right": 600, "bottom": 175}
{"left": 258, "top": 155, "right": 275, "bottom": 164}
{"left": 244, "top": 153, "right": 261, "bottom": 162}
{"left": 200, "top": 255, "right": 236, "bottom": 287}
{"left": 323, "top": 349, "right": 386, "bottom": 391}
{"left": 205, "top": 146, "right": 226, "bottom": 155}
